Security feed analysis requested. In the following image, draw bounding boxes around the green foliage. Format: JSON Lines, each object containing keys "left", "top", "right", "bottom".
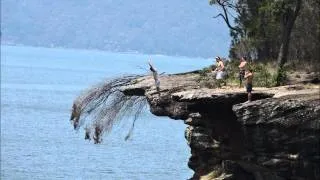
{"left": 289, "top": 0, "right": 320, "bottom": 63}
{"left": 250, "top": 63, "right": 277, "bottom": 87}
{"left": 210, "top": 0, "right": 318, "bottom": 67}
{"left": 197, "top": 60, "right": 291, "bottom": 88}
{"left": 271, "top": 0, "right": 301, "bottom": 19}
{"left": 199, "top": 67, "right": 212, "bottom": 77}
{"left": 222, "top": 59, "right": 282, "bottom": 87}
{"left": 196, "top": 66, "right": 218, "bottom": 88}
{"left": 208, "top": 0, "right": 216, "bottom": 6}
{"left": 275, "top": 67, "right": 288, "bottom": 86}
{"left": 223, "top": 60, "right": 239, "bottom": 85}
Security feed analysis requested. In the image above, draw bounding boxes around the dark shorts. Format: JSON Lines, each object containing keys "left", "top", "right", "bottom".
{"left": 246, "top": 83, "right": 252, "bottom": 93}
{"left": 239, "top": 70, "right": 245, "bottom": 81}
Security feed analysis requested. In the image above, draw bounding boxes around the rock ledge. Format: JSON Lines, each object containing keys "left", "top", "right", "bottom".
{"left": 122, "top": 72, "right": 320, "bottom": 180}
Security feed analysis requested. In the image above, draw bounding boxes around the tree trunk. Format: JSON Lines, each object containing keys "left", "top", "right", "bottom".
{"left": 277, "top": 26, "right": 292, "bottom": 68}
{"left": 276, "top": 0, "right": 302, "bottom": 86}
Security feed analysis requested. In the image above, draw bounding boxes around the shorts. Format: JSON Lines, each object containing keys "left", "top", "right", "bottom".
{"left": 216, "top": 71, "right": 224, "bottom": 80}
{"left": 246, "top": 83, "right": 252, "bottom": 93}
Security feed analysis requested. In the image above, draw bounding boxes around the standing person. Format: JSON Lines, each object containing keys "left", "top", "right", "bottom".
{"left": 148, "top": 60, "right": 160, "bottom": 93}
{"left": 213, "top": 56, "right": 225, "bottom": 87}
{"left": 244, "top": 68, "right": 253, "bottom": 102}
{"left": 238, "top": 56, "right": 247, "bottom": 88}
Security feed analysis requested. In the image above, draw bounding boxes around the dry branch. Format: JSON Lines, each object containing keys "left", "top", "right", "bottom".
{"left": 70, "top": 75, "right": 147, "bottom": 144}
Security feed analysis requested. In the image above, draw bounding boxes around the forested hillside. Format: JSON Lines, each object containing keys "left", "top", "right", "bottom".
{"left": 1, "top": 0, "right": 231, "bottom": 58}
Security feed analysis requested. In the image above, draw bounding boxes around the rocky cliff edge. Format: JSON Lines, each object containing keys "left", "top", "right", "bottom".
{"left": 122, "top": 71, "right": 320, "bottom": 180}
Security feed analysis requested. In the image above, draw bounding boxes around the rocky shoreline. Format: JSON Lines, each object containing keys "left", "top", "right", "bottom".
{"left": 122, "top": 71, "right": 320, "bottom": 180}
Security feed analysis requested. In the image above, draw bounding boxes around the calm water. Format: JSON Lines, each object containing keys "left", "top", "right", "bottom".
{"left": 1, "top": 45, "right": 212, "bottom": 180}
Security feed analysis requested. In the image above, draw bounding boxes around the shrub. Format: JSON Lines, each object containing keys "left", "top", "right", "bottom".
{"left": 275, "top": 67, "right": 288, "bottom": 86}
{"left": 251, "top": 63, "right": 276, "bottom": 87}
{"left": 199, "top": 67, "right": 212, "bottom": 77}
{"left": 224, "top": 60, "right": 280, "bottom": 87}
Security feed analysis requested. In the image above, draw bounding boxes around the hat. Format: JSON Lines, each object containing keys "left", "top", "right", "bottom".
{"left": 215, "top": 56, "right": 220, "bottom": 60}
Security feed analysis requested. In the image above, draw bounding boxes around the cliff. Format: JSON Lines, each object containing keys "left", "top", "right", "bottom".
{"left": 122, "top": 71, "right": 320, "bottom": 180}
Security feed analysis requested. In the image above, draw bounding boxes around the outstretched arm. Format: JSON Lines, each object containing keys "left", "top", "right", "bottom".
{"left": 148, "top": 60, "right": 156, "bottom": 72}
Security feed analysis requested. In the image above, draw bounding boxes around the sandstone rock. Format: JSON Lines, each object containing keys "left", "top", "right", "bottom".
{"left": 121, "top": 71, "right": 320, "bottom": 180}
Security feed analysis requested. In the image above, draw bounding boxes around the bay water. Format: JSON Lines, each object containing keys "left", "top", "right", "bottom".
{"left": 1, "top": 45, "right": 212, "bottom": 179}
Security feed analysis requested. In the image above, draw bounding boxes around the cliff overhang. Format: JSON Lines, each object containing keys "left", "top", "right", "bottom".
{"left": 122, "top": 71, "right": 320, "bottom": 180}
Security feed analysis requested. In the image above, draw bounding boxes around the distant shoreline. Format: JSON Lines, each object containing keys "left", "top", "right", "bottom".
{"left": 1, "top": 44, "right": 212, "bottom": 61}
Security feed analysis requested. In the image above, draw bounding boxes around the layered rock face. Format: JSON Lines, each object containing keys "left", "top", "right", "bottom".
{"left": 122, "top": 72, "right": 320, "bottom": 180}
{"left": 186, "top": 95, "right": 320, "bottom": 180}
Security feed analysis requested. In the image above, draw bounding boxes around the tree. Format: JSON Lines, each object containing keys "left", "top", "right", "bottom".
{"left": 209, "top": 0, "right": 242, "bottom": 34}
{"left": 274, "top": 0, "right": 302, "bottom": 85}
{"left": 288, "top": 0, "right": 320, "bottom": 67}
{"left": 209, "top": 0, "right": 304, "bottom": 86}
{"left": 209, "top": 0, "right": 280, "bottom": 61}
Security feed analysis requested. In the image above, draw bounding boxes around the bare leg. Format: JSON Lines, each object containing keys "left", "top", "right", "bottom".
{"left": 248, "top": 92, "right": 252, "bottom": 101}
{"left": 156, "top": 87, "right": 161, "bottom": 96}
{"left": 239, "top": 73, "right": 242, "bottom": 88}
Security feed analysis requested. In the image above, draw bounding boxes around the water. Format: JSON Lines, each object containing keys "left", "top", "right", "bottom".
{"left": 1, "top": 45, "right": 212, "bottom": 179}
